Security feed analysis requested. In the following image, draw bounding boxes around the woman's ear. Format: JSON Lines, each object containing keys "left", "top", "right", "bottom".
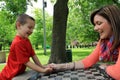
{"left": 16, "top": 22, "right": 21, "bottom": 29}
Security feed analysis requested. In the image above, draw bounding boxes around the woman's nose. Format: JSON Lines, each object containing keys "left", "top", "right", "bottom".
{"left": 94, "top": 25, "right": 99, "bottom": 31}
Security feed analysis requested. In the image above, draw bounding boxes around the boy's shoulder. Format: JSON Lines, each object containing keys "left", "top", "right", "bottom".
{"left": 12, "top": 36, "right": 29, "bottom": 45}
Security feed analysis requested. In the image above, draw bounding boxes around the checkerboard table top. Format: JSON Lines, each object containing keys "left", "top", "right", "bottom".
{"left": 29, "top": 64, "right": 113, "bottom": 80}
{"left": 13, "top": 64, "right": 114, "bottom": 80}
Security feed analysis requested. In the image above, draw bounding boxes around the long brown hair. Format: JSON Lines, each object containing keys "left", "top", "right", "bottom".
{"left": 90, "top": 5, "right": 120, "bottom": 50}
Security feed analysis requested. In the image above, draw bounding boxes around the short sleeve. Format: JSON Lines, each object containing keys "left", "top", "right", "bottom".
{"left": 31, "top": 48, "right": 35, "bottom": 57}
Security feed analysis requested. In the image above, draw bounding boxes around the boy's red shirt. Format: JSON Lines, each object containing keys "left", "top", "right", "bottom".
{"left": 0, "top": 35, "right": 35, "bottom": 80}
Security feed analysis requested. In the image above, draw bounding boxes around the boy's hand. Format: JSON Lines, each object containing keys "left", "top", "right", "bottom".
{"left": 43, "top": 67, "right": 53, "bottom": 74}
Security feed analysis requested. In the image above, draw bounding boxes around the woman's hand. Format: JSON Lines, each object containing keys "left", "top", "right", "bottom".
{"left": 48, "top": 63, "right": 60, "bottom": 70}
{"left": 47, "top": 63, "right": 65, "bottom": 71}
{"left": 99, "top": 64, "right": 108, "bottom": 70}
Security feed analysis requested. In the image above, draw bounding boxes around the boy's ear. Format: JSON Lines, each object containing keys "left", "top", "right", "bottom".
{"left": 16, "top": 22, "right": 21, "bottom": 29}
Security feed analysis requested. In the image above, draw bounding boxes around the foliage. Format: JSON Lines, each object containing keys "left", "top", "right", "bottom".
{"left": 0, "top": 0, "right": 28, "bottom": 50}
{"left": 0, "top": 10, "right": 15, "bottom": 50}
{"left": 66, "top": 0, "right": 120, "bottom": 45}
{"left": 4, "top": 0, "right": 26, "bottom": 15}
{"left": 0, "top": 0, "right": 37, "bottom": 50}
{"left": 30, "top": 8, "right": 53, "bottom": 49}
{"left": 30, "top": 9, "right": 44, "bottom": 49}
{"left": 0, "top": 0, "right": 120, "bottom": 50}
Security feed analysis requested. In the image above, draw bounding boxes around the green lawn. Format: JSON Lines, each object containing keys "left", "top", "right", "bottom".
{"left": 0, "top": 47, "right": 94, "bottom": 71}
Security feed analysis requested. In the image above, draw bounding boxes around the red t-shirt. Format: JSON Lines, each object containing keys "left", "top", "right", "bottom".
{"left": 0, "top": 35, "right": 35, "bottom": 80}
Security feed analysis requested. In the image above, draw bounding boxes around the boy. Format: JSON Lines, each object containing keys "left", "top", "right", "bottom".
{"left": 0, "top": 14, "right": 52, "bottom": 80}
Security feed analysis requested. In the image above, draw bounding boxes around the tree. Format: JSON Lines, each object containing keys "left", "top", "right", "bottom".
{"left": 66, "top": 0, "right": 120, "bottom": 44}
{"left": 48, "top": 0, "right": 120, "bottom": 63}
{"left": 0, "top": 0, "right": 37, "bottom": 50}
{"left": 30, "top": 8, "right": 53, "bottom": 49}
{"left": 0, "top": 10, "right": 15, "bottom": 50}
{"left": 0, "top": 0, "right": 28, "bottom": 50}
{"left": 49, "top": 0, "right": 69, "bottom": 63}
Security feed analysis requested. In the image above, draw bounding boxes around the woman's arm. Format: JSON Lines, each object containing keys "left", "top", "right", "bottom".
{"left": 106, "top": 48, "right": 120, "bottom": 79}
{"left": 81, "top": 42, "right": 100, "bottom": 68}
{"left": 49, "top": 42, "right": 101, "bottom": 71}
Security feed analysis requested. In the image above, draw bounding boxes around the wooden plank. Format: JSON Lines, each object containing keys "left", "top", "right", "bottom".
{"left": 12, "top": 70, "right": 37, "bottom": 80}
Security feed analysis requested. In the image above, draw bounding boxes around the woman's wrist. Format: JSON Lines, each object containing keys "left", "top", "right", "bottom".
{"left": 72, "top": 62, "right": 75, "bottom": 70}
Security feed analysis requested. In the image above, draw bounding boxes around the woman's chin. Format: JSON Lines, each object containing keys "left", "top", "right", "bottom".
{"left": 100, "top": 36, "right": 105, "bottom": 39}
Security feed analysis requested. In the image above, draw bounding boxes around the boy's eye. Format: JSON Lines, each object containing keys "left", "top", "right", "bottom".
{"left": 28, "top": 26, "right": 34, "bottom": 29}
{"left": 29, "top": 27, "right": 32, "bottom": 29}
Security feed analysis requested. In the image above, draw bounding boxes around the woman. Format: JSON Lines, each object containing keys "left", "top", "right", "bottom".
{"left": 49, "top": 5, "right": 120, "bottom": 80}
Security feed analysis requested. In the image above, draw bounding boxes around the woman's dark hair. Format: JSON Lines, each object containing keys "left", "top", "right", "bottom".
{"left": 90, "top": 5, "right": 120, "bottom": 50}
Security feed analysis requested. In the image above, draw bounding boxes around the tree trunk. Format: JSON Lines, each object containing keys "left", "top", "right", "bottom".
{"left": 0, "top": 44, "right": 2, "bottom": 51}
{"left": 0, "top": 51, "right": 6, "bottom": 63}
{"left": 49, "top": 0, "right": 69, "bottom": 63}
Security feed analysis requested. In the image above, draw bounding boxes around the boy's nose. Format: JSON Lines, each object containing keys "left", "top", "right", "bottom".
{"left": 29, "top": 30, "right": 33, "bottom": 34}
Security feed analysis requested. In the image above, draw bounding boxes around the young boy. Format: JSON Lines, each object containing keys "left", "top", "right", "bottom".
{"left": 0, "top": 14, "right": 52, "bottom": 80}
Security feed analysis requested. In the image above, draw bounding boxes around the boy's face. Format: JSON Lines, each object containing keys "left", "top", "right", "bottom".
{"left": 16, "top": 18, "right": 35, "bottom": 38}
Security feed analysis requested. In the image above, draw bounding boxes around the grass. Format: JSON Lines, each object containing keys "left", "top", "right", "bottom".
{"left": 0, "top": 47, "right": 94, "bottom": 71}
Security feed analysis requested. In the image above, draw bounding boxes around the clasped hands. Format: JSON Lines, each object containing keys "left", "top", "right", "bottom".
{"left": 43, "top": 63, "right": 62, "bottom": 74}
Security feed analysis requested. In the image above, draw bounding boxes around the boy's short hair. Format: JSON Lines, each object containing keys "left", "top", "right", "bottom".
{"left": 15, "top": 14, "right": 35, "bottom": 29}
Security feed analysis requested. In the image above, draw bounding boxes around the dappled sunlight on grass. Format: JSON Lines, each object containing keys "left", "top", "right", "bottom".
{"left": 0, "top": 63, "right": 6, "bottom": 71}
{"left": 71, "top": 47, "right": 94, "bottom": 61}
{"left": 35, "top": 49, "right": 51, "bottom": 56}
{"left": 73, "top": 55, "right": 84, "bottom": 61}
{"left": 34, "top": 49, "right": 51, "bottom": 65}
{"left": 38, "top": 55, "right": 50, "bottom": 65}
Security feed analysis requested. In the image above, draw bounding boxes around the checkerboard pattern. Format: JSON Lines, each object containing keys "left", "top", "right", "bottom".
{"left": 29, "top": 65, "right": 114, "bottom": 80}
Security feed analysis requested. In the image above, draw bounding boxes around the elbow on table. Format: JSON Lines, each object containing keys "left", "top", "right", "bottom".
{"left": 106, "top": 65, "right": 120, "bottom": 80}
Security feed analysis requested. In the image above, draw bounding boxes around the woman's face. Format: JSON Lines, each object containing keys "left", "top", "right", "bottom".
{"left": 93, "top": 14, "right": 113, "bottom": 39}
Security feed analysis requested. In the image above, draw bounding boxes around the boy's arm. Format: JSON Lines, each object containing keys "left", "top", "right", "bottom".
{"left": 24, "top": 61, "right": 45, "bottom": 73}
{"left": 25, "top": 61, "right": 53, "bottom": 73}
{"left": 32, "top": 55, "right": 43, "bottom": 67}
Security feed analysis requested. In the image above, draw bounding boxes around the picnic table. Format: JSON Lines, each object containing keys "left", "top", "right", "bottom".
{"left": 12, "top": 64, "right": 114, "bottom": 80}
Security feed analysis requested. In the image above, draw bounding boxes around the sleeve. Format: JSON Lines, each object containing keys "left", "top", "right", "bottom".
{"left": 81, "top": 41, "right": 100, "bottom": 68}
{"left": 14, "top": 42, "right": 30, "bottom": 64}
{"left": 29, "top": 41, "right": 35, "bottom": 57}
{"left": 31, "top": 48, "right": 35, "bottom": 57}
{"left": 27, "top": 39, "right": 35, "bottom": 57}
{"left": 106, "top": 48, "right": 120, "bottom": 79}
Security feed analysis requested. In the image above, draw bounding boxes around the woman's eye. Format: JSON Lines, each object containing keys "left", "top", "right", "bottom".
{"left": 96, "top": 21, "right": 102, "bottom": 25}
